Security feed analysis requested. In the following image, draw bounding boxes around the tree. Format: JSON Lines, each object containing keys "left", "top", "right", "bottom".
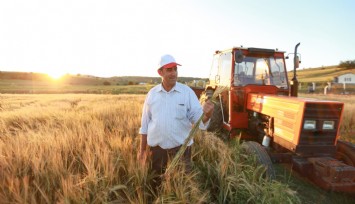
{"left": 339, "top": 60, "right": 355, "bottom": 69}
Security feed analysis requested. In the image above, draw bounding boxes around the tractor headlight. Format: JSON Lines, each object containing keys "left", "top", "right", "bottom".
{"left": 323, "top": 121, "right": 335, "bottom": 130}
{"left": 304, "top": 120, "right": 316, "bottom": 130}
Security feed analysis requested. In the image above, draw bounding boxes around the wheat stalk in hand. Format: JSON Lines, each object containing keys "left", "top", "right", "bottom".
{"left": 165, "top": 86, "right": 227, "bottom": 175}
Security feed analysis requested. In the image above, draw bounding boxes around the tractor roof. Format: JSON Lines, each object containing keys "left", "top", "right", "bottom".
{"left": 215, "top": 47, "right": 286, "bottom": 54}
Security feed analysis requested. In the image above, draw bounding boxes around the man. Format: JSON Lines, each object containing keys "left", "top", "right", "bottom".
{"left": 139, "top": 54, "right": 214, "bottom": 182}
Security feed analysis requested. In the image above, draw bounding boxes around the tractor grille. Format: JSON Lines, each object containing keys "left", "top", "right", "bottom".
{"left": 299, "top": 103, "right": 343, "bottom": 146}
{"left": 304, "top": 103, "right": 343, "bottom": 119}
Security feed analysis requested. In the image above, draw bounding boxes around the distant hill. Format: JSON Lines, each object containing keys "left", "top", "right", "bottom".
{"left": 2, "top": 65, "right": 354, "bottom": 86}
{"left": 1, "top": 66, "right": 354, "bottom": 94}
{"left": 0, "top": 71, "right": 208, "bottom": 94}
{"left": 287, "top": 66, "right": 355, "bottom": 94}
{"left": 110, "top": 76, "right": 206, "bottom": 85}
{"left": 288, "top": 66, "right": 355, "bottom": 83}
{"left": 0, "top": 71, "right": 206, "bottom": 86}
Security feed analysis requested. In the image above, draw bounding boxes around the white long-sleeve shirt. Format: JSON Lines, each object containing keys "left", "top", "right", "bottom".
{"left": 139, "top": 82, "right": 210, "bottom": 149}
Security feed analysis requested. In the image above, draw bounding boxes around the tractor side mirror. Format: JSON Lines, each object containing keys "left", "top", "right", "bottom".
{"left": 235, "top": 50, "right": 244, "bottom": 63}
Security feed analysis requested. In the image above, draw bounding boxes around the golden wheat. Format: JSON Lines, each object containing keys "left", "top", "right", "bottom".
{"left": 0, "top": 94, "right": 147, "bottom": 203}
{"left": 2, "top": 93, "right": 352, "bottom": 203}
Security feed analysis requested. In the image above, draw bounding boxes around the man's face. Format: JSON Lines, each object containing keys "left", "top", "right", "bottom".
{"left": 159, "top": 66, "right": 178, "bottom": 87}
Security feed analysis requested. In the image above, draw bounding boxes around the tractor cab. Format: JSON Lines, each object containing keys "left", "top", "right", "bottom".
{"left": 207, "top": 47, "right": 290, "bottom": 131}
{"left": 233, "top": 49, "right": 288, "bottom": 89}
{"left": 209, "top": 47, "right": 289, "bottom": 90}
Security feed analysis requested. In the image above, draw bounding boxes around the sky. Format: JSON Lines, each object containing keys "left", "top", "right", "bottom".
{"left": 0, "top": 0, "right": 354, "bottom": 78}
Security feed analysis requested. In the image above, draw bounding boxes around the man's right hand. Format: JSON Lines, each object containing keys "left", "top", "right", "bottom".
{"left": 138, "top": 134, "right": 148, "bottom": 166}
{"left": 202, "top": 100, "right": 214, "bottom": 124}
{"left": 138, "top": 150, "right": 147, "bottom": 166}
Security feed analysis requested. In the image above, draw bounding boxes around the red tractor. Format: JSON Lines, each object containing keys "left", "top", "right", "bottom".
{"left": 196, "top": 43, "right": 355, "bottom": 193}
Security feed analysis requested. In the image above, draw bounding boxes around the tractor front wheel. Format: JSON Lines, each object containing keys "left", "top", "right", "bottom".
{"left": 241, "top": 141, "right": 276, "bottom": 180}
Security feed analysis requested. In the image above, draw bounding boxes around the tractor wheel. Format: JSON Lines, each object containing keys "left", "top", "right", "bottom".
{"left": 207, "top": 101, "right": 223, "bottom": 132}
{"left": 199, "top": 91, "right": 223, "bottom": 132}
{"left": 241, "top": 141, "right": 276, "bottom": 180}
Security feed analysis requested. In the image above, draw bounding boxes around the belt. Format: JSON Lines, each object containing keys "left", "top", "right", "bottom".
{"left": 150, "top": 145, "right": 190, "bottom": 153}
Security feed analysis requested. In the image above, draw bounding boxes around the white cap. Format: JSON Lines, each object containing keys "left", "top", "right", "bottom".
{"left": 158, "top": 54, "right": 181, "bottom": 69}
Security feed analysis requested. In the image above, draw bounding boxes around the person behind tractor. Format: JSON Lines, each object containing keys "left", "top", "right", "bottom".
{"left": 139, "top": 54, "right": 214, "bottom": 189}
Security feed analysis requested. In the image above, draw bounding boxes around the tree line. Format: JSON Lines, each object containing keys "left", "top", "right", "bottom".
{"left": 339, "top": 60, "right": 355, "bottom": 69}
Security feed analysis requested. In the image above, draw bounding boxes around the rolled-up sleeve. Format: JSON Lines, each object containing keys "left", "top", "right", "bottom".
{"left": 199, "top": 118, "right": 210, "bottom": 130}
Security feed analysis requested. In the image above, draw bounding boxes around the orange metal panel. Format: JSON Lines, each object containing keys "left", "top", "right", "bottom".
{"left": 230, "top": 112, "right": 249, "bottom": 128}
{"left": 247, "top": 94, "right": 344, "bottom": 148}
{"left": 247, "top": 94, "right": 305, "bottom": 145}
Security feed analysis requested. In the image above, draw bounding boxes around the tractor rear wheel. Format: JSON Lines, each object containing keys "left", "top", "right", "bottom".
{"left": 241, "top": 141, "right": 276, "bottom": 180}
{"left": 207, "top": 101, "right": 223, "bottom": 132}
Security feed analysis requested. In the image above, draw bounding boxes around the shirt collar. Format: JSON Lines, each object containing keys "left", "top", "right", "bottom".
{"left": 156, "top": 82, "right": 182, "bottom": 93}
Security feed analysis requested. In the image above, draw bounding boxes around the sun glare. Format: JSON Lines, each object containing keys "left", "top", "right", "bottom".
{"left": 47, "top": 71, "right": 64, "bottom": 80}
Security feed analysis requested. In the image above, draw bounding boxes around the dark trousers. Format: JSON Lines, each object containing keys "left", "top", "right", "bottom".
{"left": 149, "top": 145, "right": 191, "bottom": 189}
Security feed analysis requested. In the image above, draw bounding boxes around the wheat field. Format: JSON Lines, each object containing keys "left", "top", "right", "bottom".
{"left": 0, "top": 94, "right": 353, "bottom": 203}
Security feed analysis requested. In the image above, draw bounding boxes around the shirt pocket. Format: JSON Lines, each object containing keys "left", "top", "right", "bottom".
{"left": 175, "top": 104, "right": 187, "bottom": 120}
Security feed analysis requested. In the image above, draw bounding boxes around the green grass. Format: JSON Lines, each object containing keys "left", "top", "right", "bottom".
{"left": 274, "top": 164, "right": 354, "bottom": 204}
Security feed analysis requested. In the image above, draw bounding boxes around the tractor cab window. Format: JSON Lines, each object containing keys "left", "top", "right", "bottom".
{"left": 255, "top": 59, "right": 270, "bottom": 84}
{"left": 234, "top": 60, "right": 255, "bottom": 85}
{"left": 219, "top": 52, "right": 232, "bottom": 86}
{"left": 234, "top": 56, "right": 288, "bottom": 89}
{"left": 269, "top": 58, "right": 288, "bottom": 88}
{"left": 210, "top": 52, "right": 233, "bottom": 86}
{"left": 209, "top": 54, "right": 220, "bottom": 85}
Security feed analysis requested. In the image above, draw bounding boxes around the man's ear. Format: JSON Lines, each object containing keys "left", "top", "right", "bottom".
{"left": 157, "top": 68, "right": 163, "bottom": 76}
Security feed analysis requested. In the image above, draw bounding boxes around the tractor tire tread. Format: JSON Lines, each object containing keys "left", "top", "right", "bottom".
{"left": 241, "top": 141, "right": 276, "bottom": 180}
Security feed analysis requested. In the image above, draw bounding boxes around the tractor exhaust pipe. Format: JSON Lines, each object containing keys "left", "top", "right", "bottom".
{"left": 290, "top": 43, "right": 300, "bottom": 97}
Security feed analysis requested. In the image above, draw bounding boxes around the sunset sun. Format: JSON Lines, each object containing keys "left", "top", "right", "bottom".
{"left": 47, "top": 70, "right": 64, "bottom": 80}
